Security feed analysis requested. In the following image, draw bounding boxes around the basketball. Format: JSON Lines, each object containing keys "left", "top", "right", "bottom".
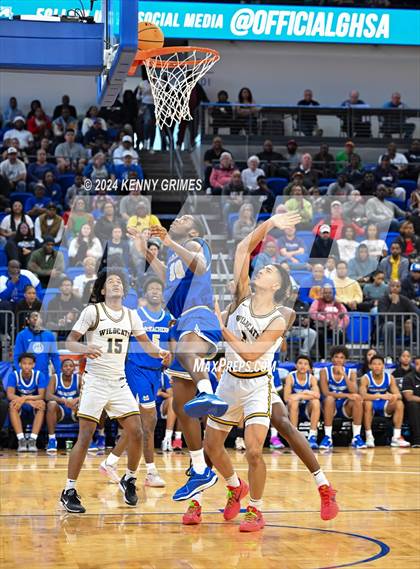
{"left": 138, "top": 21, "right": 164, "bottom": 51}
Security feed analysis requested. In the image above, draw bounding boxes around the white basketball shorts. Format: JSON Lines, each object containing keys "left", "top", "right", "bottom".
{"left": 207, "top": 370, "right": 271, "bottom": 432}
{"left": 77, "top": 373, "right": 140, "bottom": 423}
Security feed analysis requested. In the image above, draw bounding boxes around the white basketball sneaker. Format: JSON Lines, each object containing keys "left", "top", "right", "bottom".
{"left": 99, "top": 459, "right": 120, "bottom": 483}
{"left": 145, "top": 471, "right": 166, "bottom": 487}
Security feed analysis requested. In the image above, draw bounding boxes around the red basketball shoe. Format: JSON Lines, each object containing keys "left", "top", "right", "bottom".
{"left": 319, "top": 484, "right": 339, "bottom": 520}
{"left": 239, "top": 506, "right": 265, "bottom": 532}
{"left": 182, "top": 500, "right": 202, "bottom": 525}
{"left": 223, "top": 479, "right": 249, "bottom": 521}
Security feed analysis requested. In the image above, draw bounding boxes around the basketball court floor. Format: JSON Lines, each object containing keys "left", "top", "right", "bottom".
{"left": 1, "top": 448, "right": 418, "bottom": 568}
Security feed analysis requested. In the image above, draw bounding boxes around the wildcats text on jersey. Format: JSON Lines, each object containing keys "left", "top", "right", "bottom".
{"left": 99, "top": 328, "right": 131, "bottom": 338}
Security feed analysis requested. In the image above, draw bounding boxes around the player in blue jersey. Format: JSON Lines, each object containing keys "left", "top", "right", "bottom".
{"left": 128, "top": 216, "right": 227, "bottom": 501}
{"left": 45, "top": 359, "right": 80, "bottom": 454}
{"left": 100, "top": 277, "right": 172, "bottom": 487}
{"left": 360, "top": 355, "right": 410, "bottom": 448}
{"left": 7, "top": 353, "right": 48, "bottom": 452}
{"left": 283, "top": 356, "right": 321, "bottom": 449}
{"left": 319, "top": 346, "right": 366, "bottom": 450}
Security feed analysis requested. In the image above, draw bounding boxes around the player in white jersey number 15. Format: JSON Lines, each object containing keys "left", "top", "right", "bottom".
{"left": 60, "top": 268, "right": 170, "bottom": 514}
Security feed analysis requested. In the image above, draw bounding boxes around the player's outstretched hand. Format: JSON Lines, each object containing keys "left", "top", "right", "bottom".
{"left": 85, "top": 344, "right": 103, "bottom": 359}
{"left": 214, "top": 298, "right": 225, "bottom": 329}
{"left": 127, "top": 227, "right": 147, "bottom": 255}
{"left": 271, "top": 212, "right": 302, "bottom": 230}
{"left": 158, "top": 349, "right": 172, "bottom": 366}
{"left": 150, "top": 224, "right": 170, "bottom": 245}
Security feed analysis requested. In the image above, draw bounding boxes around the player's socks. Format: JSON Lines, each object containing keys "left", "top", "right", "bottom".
{"left": 312, "top": 469, "right": 329, "bottom": 488}
{"left": 124, "top": 469, "right": 137, "bottom": 481}
{"left": 48, "top": 434, "right": 56, "bottom": 440}
{"left": 175, "top": 431, "right": 182, "bottom": 440}
{"left": 146, "top": 462, "right": 156, "bottom": 473}
{"left": 30, "top": 433, "right": 38, "bottom": 440}
{"left": 324, "top": 426, "right": 333, "bottom": 438}
{"left": 197, "top": 379, "right": 213, "bottom": 394}
{"left": 190, "top": 449, "right": 207, "bottom": 475}
{"left": 393, "top": 428, "right": 401, "bottom": 439}
{"left": 225, "top": 473, "right": 240, "bottom": 488}
{"left": 309, "top": 430, "right": 317, "bottom": 439}
{"left": 270, "top": 427, "right": 278, "bottom": 438}
{"left": 65, "top": 479, "right": 77, "bottom": 491}
{"left": 165, "top": 429, "right": 173, "bottom": 441}
{"left": 249, "top": 498, "right": 263, "bottom": 510}
{"left": 352, "top": 424, "right": 362, "bottom": 437}
{"left": 16, "top": 433, "right": 24, "bottom": 440}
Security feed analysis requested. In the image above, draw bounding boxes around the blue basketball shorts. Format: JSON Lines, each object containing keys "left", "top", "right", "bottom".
{"left": 372, "top": 399, "right": 391, "bottom": 418}
{"left": 125, "top": 361, "right": 162, "bottom": 408}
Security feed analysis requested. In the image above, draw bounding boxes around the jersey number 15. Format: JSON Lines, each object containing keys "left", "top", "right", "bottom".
{"left": 107, "top": 338, "right": 123, "bottom": 354}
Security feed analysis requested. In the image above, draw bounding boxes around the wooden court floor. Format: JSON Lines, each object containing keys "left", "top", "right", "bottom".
{"left": 0, "top": 447, "right": 419, "bottom": 569}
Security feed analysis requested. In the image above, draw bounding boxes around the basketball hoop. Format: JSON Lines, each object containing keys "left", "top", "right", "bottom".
{"left": 128, "top": 46, "right": 220, "bottom": 129}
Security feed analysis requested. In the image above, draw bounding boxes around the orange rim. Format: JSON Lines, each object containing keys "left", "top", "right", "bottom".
{"left": 128, "top": 46, "right": 219, "bottom": 75}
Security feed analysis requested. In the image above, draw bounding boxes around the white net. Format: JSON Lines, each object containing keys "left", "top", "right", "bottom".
{"left": 143, "top": 47, "right": 219, "bottom": 129}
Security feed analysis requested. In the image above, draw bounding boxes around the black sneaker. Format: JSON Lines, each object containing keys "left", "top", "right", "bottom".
{"left": 60, "top": 489, "right": 86, "bottom": 513}
{"left": 119, "top": 475, "right": 138, "bottom": 507}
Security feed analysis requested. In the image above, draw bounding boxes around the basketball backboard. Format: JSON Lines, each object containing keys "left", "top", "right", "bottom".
{"left": 97, "top": 0, "right": 138, "bottom": 107}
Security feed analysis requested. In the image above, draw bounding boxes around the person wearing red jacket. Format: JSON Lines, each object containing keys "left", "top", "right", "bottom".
{"left": 27, "top": 107, "right": 51, "bottom": 140}
{"left": 309, "top": 284, "right": 350, "bottom": 358}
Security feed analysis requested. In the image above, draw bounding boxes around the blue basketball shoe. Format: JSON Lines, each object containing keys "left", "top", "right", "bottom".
{"left": 46, "top": 437, "right": 57, "bottom": 454}
{"left": 184, "top": 393, "right": 228, "bottom": 418}
{"left": 173, "top": 467, "right": 218, "bottom": 501}
{"left": 351, "top": 435, "right": 367, "bottom": 449}
{"left": 319, "top": 436, "right": 333, "bottom": 450}
{"left": 308, "top": 435, "right": 319, "bottom": 450}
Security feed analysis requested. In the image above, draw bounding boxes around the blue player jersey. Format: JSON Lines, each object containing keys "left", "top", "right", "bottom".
{"left": 9, "top": 370, "right": 48, "bottom": 396}
{"left": 366, "top": 371, "right": 391, "bottom": 394}
{"left": 327, "top": 366, "right": 349, "bottom": 394}
{"left": 54, "top": 373, "right": 79, "bottom": 399}
{"left": 164, "top": 238, "right": 214, "bottom": 318}
{"left": 127, "top": 306, "right": 172, "bottom": 369}
{"left": 290, "top": 370, "right": 311, "bottom": 393}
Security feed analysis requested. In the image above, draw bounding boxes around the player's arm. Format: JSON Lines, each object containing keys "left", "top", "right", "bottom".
{"left": 219, "top": 314, "right": 287, "bottom": 363}
{"left": 233, "top": 212, "right": 301, "bottom": 307}
{"left": 127, "top": 227, "right": 167, "bottom": 282}
{"left": 389, "top": 375, "right": 402, "bottom": 401}
{"left": 360, "top": 375, "right": 381, "bottom": 400}
{"left": 150, "top": 225, "right": 208, "bottom": 276}
{"left": 24, "top": 388, "right": 45, "bottom": 402}
{"left": 46, "top": 375, "right": 64, "bottom": 404}
{"left": 345, "top": 370, "right": 362, "bottom": 401}
{"left": 65, "top": 305, "right": 103, "bottom": 358}
{"left": 304, "top": 375, "right": 320, "bottom": 399}
{"left": 132, "top": 311, "right": 171, "bottom": 366}
{"left": 283, "top": 374, "right": 300, "bottom": 402}
{"left": 7, "top": 385, "right": 24, "bottom": 403}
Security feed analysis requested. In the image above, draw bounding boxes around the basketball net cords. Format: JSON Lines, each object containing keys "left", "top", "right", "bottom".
{"left": 144, "top": 49, "right": 217, "bottom": 129}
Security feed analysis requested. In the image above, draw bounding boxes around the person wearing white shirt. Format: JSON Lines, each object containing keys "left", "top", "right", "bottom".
{"left": 68, "top": 224, "right": 103, "bottom": 266}
{"left": 0, "top": 147, "right": 27, "bottom": 191}
{"left": 361, "top": 223, "right": 388, "bottom": 260}
{"left": 3, "top": 116, "right": 34, "bottom": 149}
{"left": 81, "top": 106, "right": 107, "bottom": 136}
{"left": 112, "top": 135, "right": 139, "bottom": 165}
{"left": 241, "top": 155, "right": 265, "bottom": 191}
{"left": 73, "top": 256, "right": 97, "bottom": 298}
{"left": 337, "top": 226, "right": 360, "bottom": 263}
{"left": 378, "top": 142, "right": 408, "bottom": 174}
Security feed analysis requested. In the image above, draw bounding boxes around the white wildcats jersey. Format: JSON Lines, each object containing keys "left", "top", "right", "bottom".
{"left": 73, "top": 303, "right": 145, "bottom": 381}
{"left": 225, "top": 296, "right": 284, "bottom": 373}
